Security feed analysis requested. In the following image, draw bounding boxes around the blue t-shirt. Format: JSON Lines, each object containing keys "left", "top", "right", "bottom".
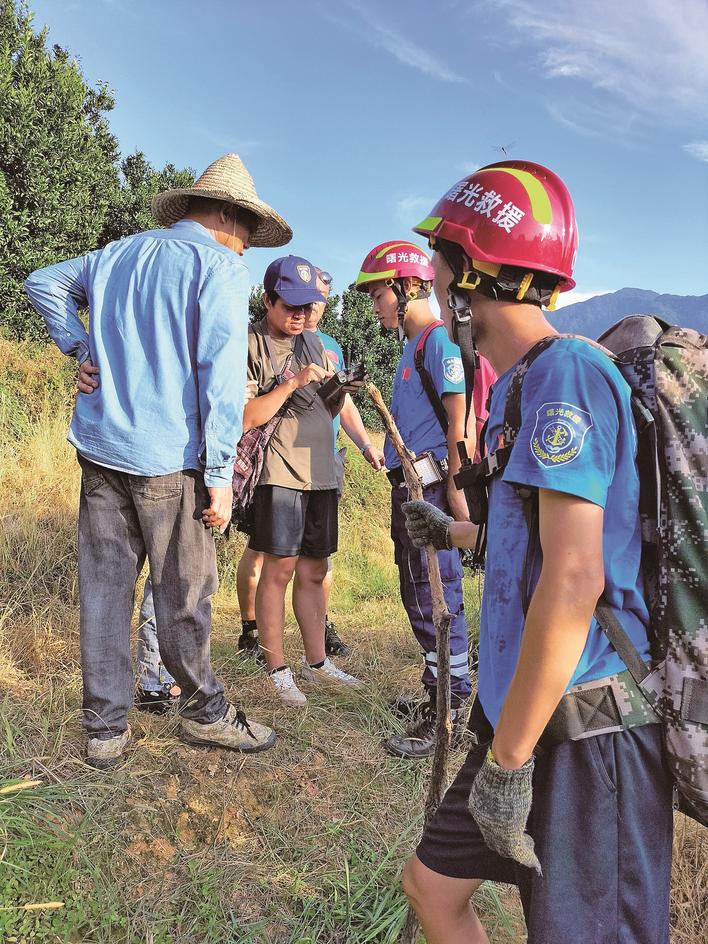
{"left": 478, "top": 338, "right": 652, "bottom": 728}
{"left": 314, "top": 329, "right": 344, "bottom": 449}
{"left": 385, "top": 324, "right": 465, "bottom": 469}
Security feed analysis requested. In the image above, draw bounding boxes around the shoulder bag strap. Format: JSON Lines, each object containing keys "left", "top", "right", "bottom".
{"left": 414, "top": 321, "right": 449, "bottom": 435}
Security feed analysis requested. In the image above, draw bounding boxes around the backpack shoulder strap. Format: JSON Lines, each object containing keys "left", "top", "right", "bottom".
{"left": 413, "top": 320, "right": 449, "bottom": 435}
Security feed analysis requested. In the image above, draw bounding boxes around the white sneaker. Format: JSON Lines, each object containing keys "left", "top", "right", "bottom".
{"left": 86, "top": 725, "right": 132, "bottom": 770}
{"left": 301, "top": 657, "right": 365, "bottom": 690}
{"left": 269, "top": 666, "right": 307, "bottom": 708}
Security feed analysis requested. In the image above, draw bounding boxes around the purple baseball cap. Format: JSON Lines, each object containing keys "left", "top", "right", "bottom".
{"left": 263, "top": 255, "right": 326, "bottom": 306}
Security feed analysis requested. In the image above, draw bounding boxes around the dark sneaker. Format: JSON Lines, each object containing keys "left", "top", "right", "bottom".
{"left": 135, "top": 684, "right": 180, "bottom": 716}
{"left": 180, "top": 704, "right": 276, "bottom": 754}
{"left": 87, "top": 726, "right": 132, "bottom": 770}
{"left": 384, "top": 704, "right": 466, "bottom": 759}
{"left": 324, "top": 616, "right": 353, "bottom": 658}
{"left": 237, "top": 631, "right": 266, "bottom": 666}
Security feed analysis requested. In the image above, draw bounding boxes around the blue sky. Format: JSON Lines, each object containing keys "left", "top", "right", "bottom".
{"left": 31, "top": 0, "right": 708, "bottom": 306}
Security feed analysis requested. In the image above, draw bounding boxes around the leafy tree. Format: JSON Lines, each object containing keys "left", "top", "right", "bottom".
{"left": 98, "top": 151, "right": 194, "bottom": 245}
{"left": 249, "top": 284, "right": 265, "bottom": 323}
{"left": 320, "top": 286, "right": 400, "bottom": 429}
{"left": 0, "top": 0, "right": 120, "bottom": 340}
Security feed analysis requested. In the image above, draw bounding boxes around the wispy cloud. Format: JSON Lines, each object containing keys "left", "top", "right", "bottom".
{"left": 329, "top": 1, "right": 468, "bottom": 84}
{"left": 683, "top": 141, "right": 708, "bottom": 163}
{"left": 394, "top": 195, "right": 436, "bottom": 226}
{"left": 495, "top": 0, "right": 708, "bottom": 117}
{"left": 191, "top": 125, "right": 264, "bottom": 155}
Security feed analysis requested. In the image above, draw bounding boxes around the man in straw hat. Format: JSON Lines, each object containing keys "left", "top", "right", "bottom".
{"left": 25, "top": 153, "right": 289, "bottom": 768}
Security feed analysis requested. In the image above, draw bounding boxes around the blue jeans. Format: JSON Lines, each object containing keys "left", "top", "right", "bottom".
{"left": 77, "top": 455, "right": 227, "bottom": 737}
{"left": 390, "top": 481, "right": 472, "bottom": 707}
{"left": 137, "top": 575, "right": 176, "bottom": 692}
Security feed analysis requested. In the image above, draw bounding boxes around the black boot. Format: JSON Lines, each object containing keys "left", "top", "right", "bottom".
{"left": 135, "top": 684, "right": 180, "bottom": 716}
{"left": 324, "top": 615, "right": 353, "bottom": 658}
{"left": 237, "top": 621, "right": 265, "bottom": 666}
{"left": 384, "top": 696, "right": 467, "bottom": 759}
{"left": 388, "top": 693, "right": 426, "bottom": 718}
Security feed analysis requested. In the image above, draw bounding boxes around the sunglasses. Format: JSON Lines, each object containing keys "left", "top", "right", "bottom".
{"left": 318, "top": 271, "right": 333, "bottom": 286}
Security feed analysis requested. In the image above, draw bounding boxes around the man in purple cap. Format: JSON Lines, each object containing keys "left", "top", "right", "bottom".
{"left": 242, "top": 255, "right": 364, "bottom": 706}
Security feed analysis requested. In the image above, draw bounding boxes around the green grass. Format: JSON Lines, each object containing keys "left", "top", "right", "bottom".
{"left": 0, "top": 345, "right": 703, "bottom": 943}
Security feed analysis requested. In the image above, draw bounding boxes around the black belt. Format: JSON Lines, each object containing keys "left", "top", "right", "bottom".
{"left": 386, "top": 457, "right": 448, "bottom": 487}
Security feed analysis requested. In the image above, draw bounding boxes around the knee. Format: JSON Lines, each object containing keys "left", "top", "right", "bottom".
{"left": 296, "top": 557, "right": 328, "bottom": 584}
{"left": 262, "top": 560, "right": 296, "bottom": 589}
{"left": 401, "top": 856, "right": 424, "bottom": 909}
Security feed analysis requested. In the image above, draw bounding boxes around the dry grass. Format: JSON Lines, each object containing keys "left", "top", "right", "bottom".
{"left": 0, "top": 345, "right": 704, "bottom": 942}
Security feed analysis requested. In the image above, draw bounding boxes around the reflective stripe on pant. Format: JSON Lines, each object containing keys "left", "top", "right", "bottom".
{"left": 391, "top": 480, "right": 471, "bottom": 706}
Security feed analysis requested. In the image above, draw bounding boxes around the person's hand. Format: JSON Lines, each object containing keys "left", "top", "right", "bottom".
{"left": 361, "top": 444, "right": 385, "bottom": 471}
{"left": 202, "top": 485, "right": 233, "bottom": 534}
{"left": 294, "top": 363, "right": 331, "bottom": 388}
{"left": 341, "top": 378, "right": 365, "bottom": 395}
{"left": 401, "top": 500, "right": 453, "bottom": 550}
{"left": 468, "top": 750, "right": 541, "bottom": 875}
{"left": 78, "top": 359, "right": 99, "bottom": 394}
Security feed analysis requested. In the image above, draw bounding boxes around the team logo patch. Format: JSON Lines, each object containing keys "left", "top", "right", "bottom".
{"left": 297, "top": 264, "right": 312, "bottom": 283}
{"left": 530, "top": 402, "right": 593, "bottom": 468}
{"left": 442, "top": 356, "right": 464, "bottom": 384}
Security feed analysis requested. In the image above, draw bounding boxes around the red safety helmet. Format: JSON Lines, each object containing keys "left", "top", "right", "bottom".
{"left": 413, "top": 161, "right": 578, "bottom": 300}
{"left": 355, "top": 240, "right": 434, "bottom": 292}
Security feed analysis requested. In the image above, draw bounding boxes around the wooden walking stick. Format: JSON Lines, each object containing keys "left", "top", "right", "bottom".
{"left": 366, "top": 382, "right": 452, "bottom": 944}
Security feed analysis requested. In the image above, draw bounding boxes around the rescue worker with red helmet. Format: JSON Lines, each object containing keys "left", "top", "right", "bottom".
{"left": 400, "top": 162, "right": 672, "bottom": 942}
{"left": 354, "top": 241, "right": 494, "bottom": 758}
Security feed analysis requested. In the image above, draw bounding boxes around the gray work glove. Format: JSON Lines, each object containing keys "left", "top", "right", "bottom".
{"left": 468, "top": 751, "right": 542, "bottom": 876}
{"left": 401, "top": 500, "right": 453, "bottom": 550}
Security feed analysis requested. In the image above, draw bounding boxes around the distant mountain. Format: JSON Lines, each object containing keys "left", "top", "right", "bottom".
{"left": 549, "top": 288, "right": 708, "bottom": 338}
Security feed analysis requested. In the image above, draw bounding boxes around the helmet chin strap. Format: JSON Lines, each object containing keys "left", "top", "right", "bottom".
{"left": 447, "top": 280, "right": 479, "bottom": 444}
{"left": 387, "top": 278, "right": 411, "bottom": 346}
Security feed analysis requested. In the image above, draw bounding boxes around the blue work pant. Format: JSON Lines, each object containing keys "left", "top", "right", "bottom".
{"left": 390, "top": 481, "right": 471, "bottom": 707}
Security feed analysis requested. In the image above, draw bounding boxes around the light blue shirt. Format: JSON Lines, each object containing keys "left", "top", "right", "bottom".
{"left": 314, "top": 328, "right": 345, "bottom": 449}
{"left": 24, "top": 220, "right": 249, "bottom": 487}
{"left": 384, "top": 323, "right": 465, "bottom": 469}
{"left": 478, "top": 339, "right": 651, "bottom": 727}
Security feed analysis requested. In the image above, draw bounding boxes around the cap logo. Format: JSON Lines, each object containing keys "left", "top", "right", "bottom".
{"left": 297, "top": 264, "right": 312, "bottom": 283}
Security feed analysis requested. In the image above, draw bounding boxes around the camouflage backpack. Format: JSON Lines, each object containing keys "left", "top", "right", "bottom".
{"left": 597, "top": 316, "right": 708, "bottom": 826}
{"left": 463, "top": 316, "right": 708, "bottom": 825}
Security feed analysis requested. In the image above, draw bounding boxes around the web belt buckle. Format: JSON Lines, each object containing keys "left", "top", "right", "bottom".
{"left": 565, "top": 674, "right": 626, "bottom": 741}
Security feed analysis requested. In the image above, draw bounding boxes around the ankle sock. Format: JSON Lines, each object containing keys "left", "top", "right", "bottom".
{"left": 241, "top": 619, "right": 258, "bottom": 637}
{"left": 308, "top": 659, "right": 326, "bottom": 669}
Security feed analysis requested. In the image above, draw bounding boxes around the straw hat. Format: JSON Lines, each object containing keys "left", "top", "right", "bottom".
{"left": 151, "top": 153, "right": 292, "bottom": 248}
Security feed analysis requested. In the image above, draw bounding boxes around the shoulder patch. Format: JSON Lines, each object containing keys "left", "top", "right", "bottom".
{"left": 442, "top": 356, "right": 464, "bottom": 384}
{"left": 530, "top": 402, "right": 593, "bottom": 468}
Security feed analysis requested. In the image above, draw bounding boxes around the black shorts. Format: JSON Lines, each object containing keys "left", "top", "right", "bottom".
{"left": 416, "top": 700, "right": 673, "bottom": 944}
{"left": 248, "top": 485, "right": 338, "bottom": 558}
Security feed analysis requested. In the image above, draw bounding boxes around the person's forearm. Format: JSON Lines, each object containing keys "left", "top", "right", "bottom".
{"left": 243, "top": 379, "right": 297, "bottom": 431}
{"left": 24, "top": 257, "right": 90, "bottom": 361}
{"left": 492, "top": 567, "right": 603, "bottom": 767}
{"left": 340, "top": 395, "right": 369, "bottom": 450}
{"left": 447, "top": 520, "right": 478, "bottom": 547}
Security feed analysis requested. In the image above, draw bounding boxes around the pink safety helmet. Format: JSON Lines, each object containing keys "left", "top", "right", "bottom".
{"left": 355, "top": 240, "right": 434, "bottom": 292}
{"left": 413, "top": 160, "right": 578, "bottom": 300}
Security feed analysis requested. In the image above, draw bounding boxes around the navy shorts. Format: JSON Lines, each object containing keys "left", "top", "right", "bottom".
{"left": 416, "top": 700, "right": 673, "bottom": 943}
{"left": 248, "top": 485, "right": 338, "bottom": 558}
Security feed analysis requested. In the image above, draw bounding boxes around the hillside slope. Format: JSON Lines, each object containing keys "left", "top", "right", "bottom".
{"left": 551, "top": 288, "right": 708, "bottom": 337}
